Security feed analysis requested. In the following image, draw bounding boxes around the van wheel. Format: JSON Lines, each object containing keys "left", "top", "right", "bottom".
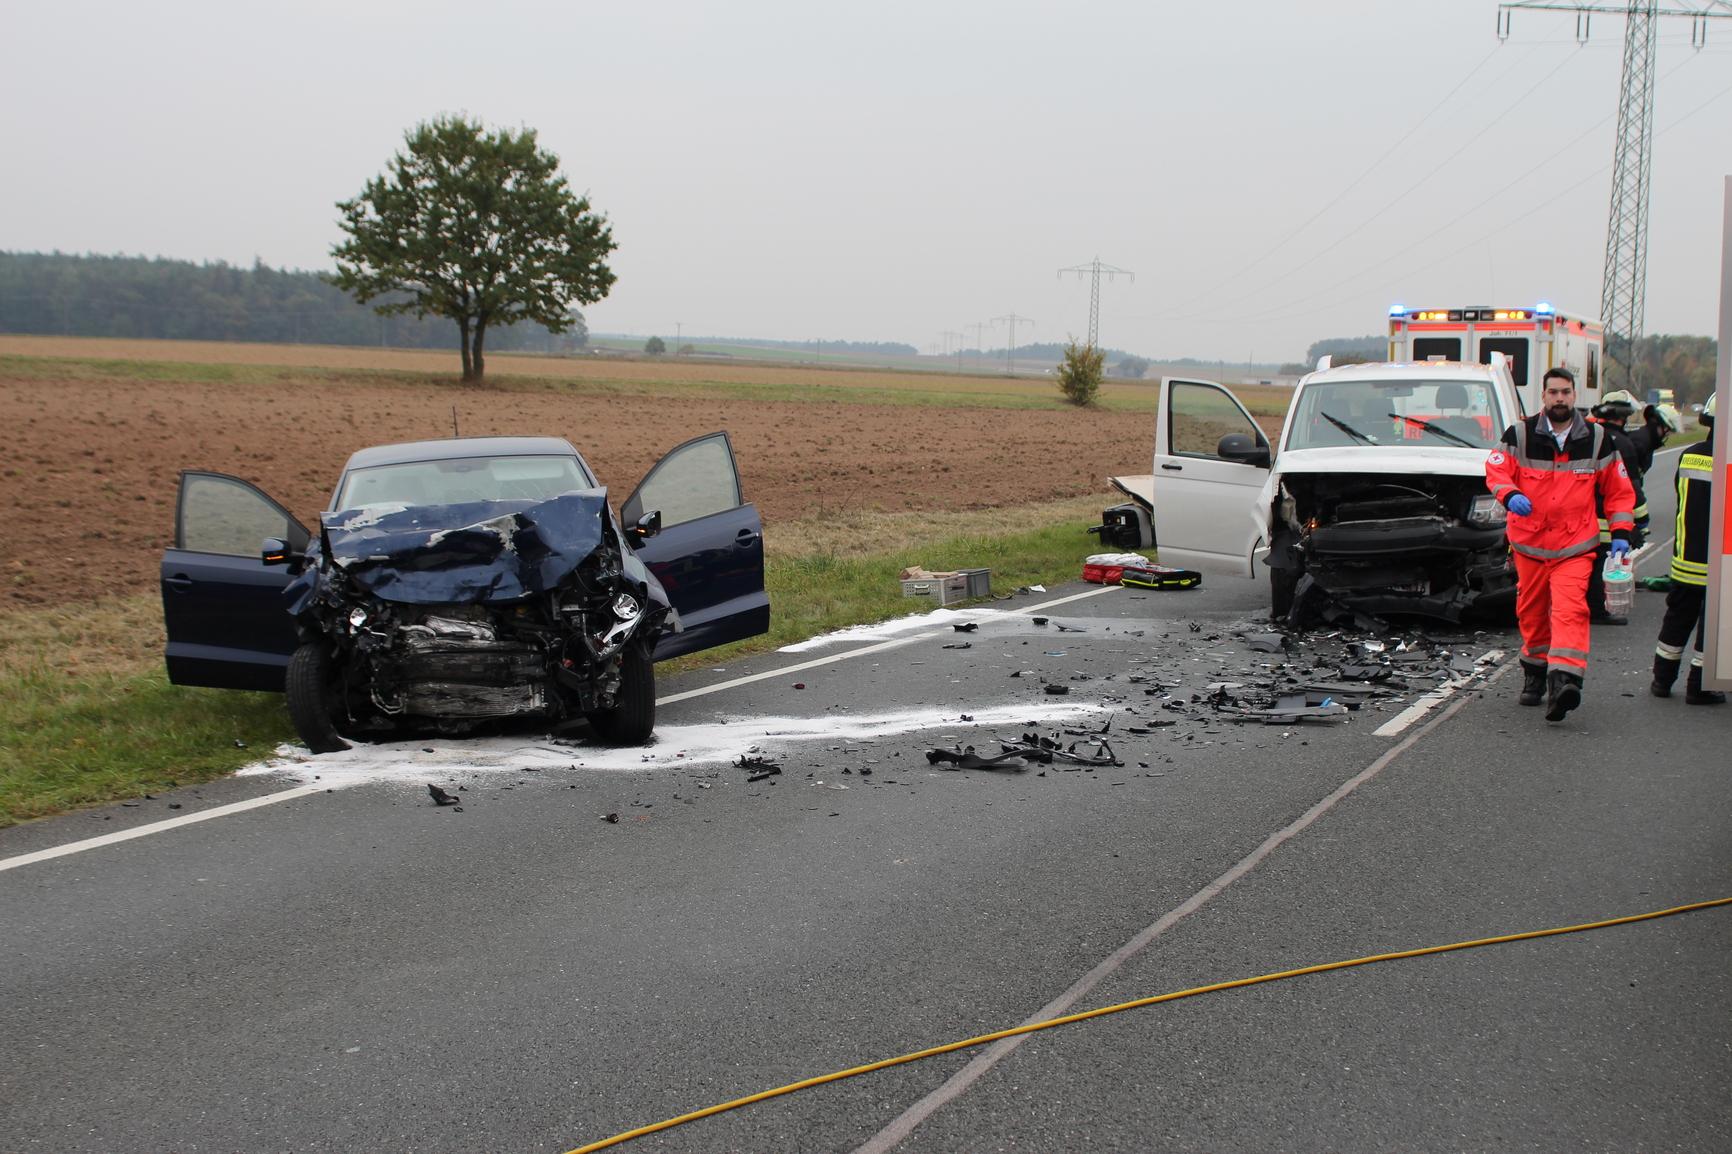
{"left": 285, "top": 643, "right": 352, "bottom": 754}
{"left": 587, "top": 643, "right": 656, "bottom": 745}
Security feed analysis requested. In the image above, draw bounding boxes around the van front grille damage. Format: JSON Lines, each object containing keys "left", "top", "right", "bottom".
{"left": 1272, "top": 474, "right": 1515, "bottom": 624}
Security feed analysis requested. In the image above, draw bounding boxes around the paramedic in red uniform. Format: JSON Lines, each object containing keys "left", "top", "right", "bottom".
{"left": 1485, "top": 367, "right": 1637, "bottom": 721}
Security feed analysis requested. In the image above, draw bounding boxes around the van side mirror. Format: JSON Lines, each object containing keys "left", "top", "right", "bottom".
{"left": 1217, "top": 432, "right": 1271, "bottom": 468}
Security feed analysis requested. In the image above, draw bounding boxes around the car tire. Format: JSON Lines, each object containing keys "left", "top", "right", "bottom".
{"left": 285, "top": 643, "right": 352, "bottom": 755}
{"left": 587, "top": 642, "right": 656, "bottom": 745}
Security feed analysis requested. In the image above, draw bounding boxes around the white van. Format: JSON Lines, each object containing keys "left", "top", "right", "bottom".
{"left": 1111, "top": 357, "right": 1525, "bottom": 623}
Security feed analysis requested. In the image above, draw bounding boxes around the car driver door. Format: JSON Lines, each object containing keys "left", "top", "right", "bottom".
{"left": 161, "top": 471, "right": 309, "bottom": 691}
{"left": 1149, "top": 378, "right": 1272, "bottom": 576}
{"left": 620, "top": 432, "right": 770, "bottom": 661}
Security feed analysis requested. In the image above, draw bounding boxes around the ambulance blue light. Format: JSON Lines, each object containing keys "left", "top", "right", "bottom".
{"left": 1388, "top": 303, "right": 1407, "bottom": 317}
{"left": 1535, "top": 301, "right": 1554, "bottom": 315}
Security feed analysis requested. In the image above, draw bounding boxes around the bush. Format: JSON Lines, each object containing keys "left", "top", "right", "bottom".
{"left": 643, "top": 335, "right": 666, "bottom": 355}
{"left": 1056, "top": 340, "right": 1105, "bottom": 406}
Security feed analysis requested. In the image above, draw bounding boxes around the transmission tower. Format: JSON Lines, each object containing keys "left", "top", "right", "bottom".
{"left": 991, "top": 312, "right": 1035, "bottom": 375}
{"left": 1057, "top": 257, "right": 1134, "bottom": 349}
{"left": 1498, "top": 2, "right": 1732, "bottom": 387}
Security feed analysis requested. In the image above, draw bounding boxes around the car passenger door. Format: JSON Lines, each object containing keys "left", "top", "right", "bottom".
{"left": 161, "top": 471, "right": 308, "bottom": 691}
{"left": 1149, "top": 377, "right": 1271, "bottom": 576}
{"left": 620, "top": 432, "right": 769, "bottom": 661}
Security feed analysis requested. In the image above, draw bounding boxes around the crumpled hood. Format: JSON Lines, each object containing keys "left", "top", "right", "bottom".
{"left": 310, "top": 491, "right": 618, "bottom": 606}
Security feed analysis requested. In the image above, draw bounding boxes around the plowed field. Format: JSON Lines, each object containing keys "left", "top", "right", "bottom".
{"left": 2, "top": 338, "right": 1257, "bottom": 609}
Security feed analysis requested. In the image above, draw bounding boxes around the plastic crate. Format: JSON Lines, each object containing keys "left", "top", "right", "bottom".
{"left": 958, "top": 567, "right": 992, "bottom": 598}
{"left": 900, "top": 572, "right": 970, "bottom": 605}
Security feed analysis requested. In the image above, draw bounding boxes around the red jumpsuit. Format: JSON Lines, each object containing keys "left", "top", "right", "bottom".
{"left": 1486, "top": 413, "right": 1636, "bottom": 682}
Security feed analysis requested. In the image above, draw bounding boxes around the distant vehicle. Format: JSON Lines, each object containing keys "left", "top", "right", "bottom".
{"left": 161, "top": 434, "right": 769, "bottom": 751}
{"left": 1111, "top": 356, "right": 1525, "bottom": 623}
{"left": 1386, "top": 302, "right": 1602, "bottom": 414}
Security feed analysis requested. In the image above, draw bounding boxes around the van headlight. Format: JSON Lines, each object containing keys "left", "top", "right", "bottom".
{"left": 1466, "top": 494, "right": 1507, "bottom": 527}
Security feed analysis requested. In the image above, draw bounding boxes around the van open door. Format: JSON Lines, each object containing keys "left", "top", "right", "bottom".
{"left": 1149, "top": 378, "right": 1272, "bottom": 576}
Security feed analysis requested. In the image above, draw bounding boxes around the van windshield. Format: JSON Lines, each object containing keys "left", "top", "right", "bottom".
{"left": 1287, "top": 379, "right": 1503, "bottom": 452}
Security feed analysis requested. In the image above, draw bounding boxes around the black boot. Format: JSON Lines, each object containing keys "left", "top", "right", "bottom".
{"left": 1544, "top": 670, "right": 1583, "bottom": 722}
{"left": 1685, "top": 667, "right": 1727, "bottom": 706}
{"left": 1651, "top": 655, "right": 1679, "bottom": 698}
{"left": 1518, "top": 663, "right": 1547, "bottom": 707}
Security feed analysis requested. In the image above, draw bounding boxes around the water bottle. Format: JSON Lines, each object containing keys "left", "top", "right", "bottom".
{"left": 1603, "top": 552, "right": 1634, "bottom": 617}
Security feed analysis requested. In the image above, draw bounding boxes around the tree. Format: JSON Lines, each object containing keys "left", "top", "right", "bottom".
{"left": 1055, "top": 339, "right": 1105, "bottom": 406}
{"left": 1113, "top": 354, "right": 1151, "bottom": 379}
{"left": 330, "top": 116, "right": 617, "bottom": 382}
{"left": 643, "top": 336, "right": 666, "bottom": 355}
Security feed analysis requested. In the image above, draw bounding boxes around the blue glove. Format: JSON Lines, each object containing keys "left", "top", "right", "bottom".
{"left": 1507, "top": 494, "right": 1532, "bottom": 517}
{"left": 1609, "top": 539, "right": 1631, "bottom": 559}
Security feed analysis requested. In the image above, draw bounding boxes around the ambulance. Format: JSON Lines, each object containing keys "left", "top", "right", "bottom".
{"left": 1386, "top": 302, "right": 1604, "bottom": 414}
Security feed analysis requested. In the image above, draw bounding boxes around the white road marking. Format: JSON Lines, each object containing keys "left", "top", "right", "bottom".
{"left": 853, "top": 673, "right": 1499, "bottom": 1154}
{"left": 0, "top": 585, "right": 1122, "bottom": 872}
{"left": 0, "top": 785, "right": 327, "bottom": 873}
{"left": 1371, "top": 649, "right": 1503, "bottom": 738}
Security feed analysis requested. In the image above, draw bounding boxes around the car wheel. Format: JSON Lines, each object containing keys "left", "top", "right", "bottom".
{"left": 587, "top": 642, "right": 656, "bottom": 745}
{"left": 285, "top": 642, "right": 352, "bottom": 755}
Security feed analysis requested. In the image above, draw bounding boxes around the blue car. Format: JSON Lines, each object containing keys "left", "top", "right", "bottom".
{"left": 161, "top": 433, "right": 769, "bottom": 751}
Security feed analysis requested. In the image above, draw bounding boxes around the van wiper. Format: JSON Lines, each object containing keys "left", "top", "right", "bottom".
{"left": 1390, "top": 413, "right": 1477, "bottom": 449}
{"left": 1320, "top": 410, "right": 1377, "bottom": 445}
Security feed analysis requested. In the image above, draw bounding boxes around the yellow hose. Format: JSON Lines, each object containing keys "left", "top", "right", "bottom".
{"left": 563, "top": 895, "right": 1732, "bottom": 1153}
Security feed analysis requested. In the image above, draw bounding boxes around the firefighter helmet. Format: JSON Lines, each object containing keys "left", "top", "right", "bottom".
{"left": 1594, "top": 389, "right": 1639, "bottom": 421}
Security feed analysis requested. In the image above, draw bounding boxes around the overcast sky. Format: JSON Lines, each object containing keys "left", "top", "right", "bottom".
{"left": 4, "top": 1, "right": 1730, "bottom": 362}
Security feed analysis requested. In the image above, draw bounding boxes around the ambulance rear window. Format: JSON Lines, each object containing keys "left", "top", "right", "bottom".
{"left": 1413, "top": 337, "right": 1460, "bottom": 361}
{"left": 1479, "top": 337, "right": 1529, "bottom": 389}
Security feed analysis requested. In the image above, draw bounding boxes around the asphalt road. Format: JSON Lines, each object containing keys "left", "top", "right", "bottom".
{"left": 4, "top": 462, "right": 1729, "bottom": 1154}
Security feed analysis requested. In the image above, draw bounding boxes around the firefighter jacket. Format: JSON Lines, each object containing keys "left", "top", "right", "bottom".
{"left": 1487, "top": 412, "right": 1636, "bottom": 561}
{"left": 1670, "top": 437, "right": 1713, "bottom": 587}
{"left": 1595, "top": 421, "right": 1648, "bottom": 543}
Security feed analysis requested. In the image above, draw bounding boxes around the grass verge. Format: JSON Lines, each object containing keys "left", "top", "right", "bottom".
{"left": 0, "top": 495, "right": 1122, "bottom": 829}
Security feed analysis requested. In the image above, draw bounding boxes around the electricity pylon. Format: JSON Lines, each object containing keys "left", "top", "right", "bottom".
{"left": 1498, "top": 1, "right": 1732, "bottom": 387}
{"left": 1057, "top": 257, "right": 1134, "bottom": 350}
{"left": 991, "top": 312, "right": 1035, "bottom": 375}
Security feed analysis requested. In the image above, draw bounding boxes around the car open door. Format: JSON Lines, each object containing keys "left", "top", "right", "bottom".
{"left": 1150, "top": 377, "right": 1272, "bottom": 576}
{"left": 620, "top": 432, "right": 770, "bottom": 661}
{"left": 161, "top": 471, "right": 309, "bottom": 691}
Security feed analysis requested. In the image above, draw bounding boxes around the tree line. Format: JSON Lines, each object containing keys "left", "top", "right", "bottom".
{"left": 0, "top": 250, "right": 587, "bottom": 353}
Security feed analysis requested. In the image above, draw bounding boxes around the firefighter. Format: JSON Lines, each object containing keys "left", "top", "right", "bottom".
{"left": 1626, "top": 400, "right": 1680, "bottom": 474}
{"left": 1487, "top": 367, "right": 1637, "bottom": 721}
{"left": 1586, "top": 389, "right": 1649, "bottom": 625}
{"left": 1651, "top": 392, "right": 1726, "bottom": 705}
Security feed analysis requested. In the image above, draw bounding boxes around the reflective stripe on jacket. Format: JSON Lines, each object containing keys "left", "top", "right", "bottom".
{"left": 1487, "top": 413, "right": 1636, "bottom": 562}
{"left": 1671, "top": 443, "right": 1714, "bottom": 586}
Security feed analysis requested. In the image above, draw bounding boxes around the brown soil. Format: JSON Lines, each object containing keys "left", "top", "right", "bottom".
{"left": 2, "top": 345, "right": 1168, "bottom": 608}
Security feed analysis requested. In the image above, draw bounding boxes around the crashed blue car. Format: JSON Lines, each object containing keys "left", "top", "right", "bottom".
{"left": 160, "top": 434, "right": 769, "bottom": 752}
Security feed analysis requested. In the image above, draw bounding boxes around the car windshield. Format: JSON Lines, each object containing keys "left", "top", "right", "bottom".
{"left": 1286, "top": 379, "right": 1503, "bottom": 452}
{"left": 334, "top": 454, "right": 595, "bottom": 511}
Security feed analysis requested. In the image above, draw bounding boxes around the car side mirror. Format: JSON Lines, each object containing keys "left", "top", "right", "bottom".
{"left": 625, "top": 510, "right": 662, "bottom": 547}
{"left": 1217, "top": 432, "right": 1271, "bottom": 468}
{"left": 261, "top": 537, "right": 305, "bottom": 569}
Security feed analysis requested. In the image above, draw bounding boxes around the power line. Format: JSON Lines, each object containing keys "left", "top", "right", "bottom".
{"left": 1157, "top": 42, "right": 1590, "bottom": 324}
{"left": 1168, "top": 42, "right": 1513, "bottom": 313}
{"left": 1231, "top": 70, "right": 1732, "bottom": 329}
